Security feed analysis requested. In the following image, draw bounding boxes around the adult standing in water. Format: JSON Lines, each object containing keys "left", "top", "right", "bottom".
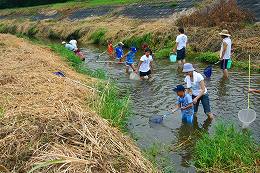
{"left": 219, "top": 29, "right": 232, "bottom": 79}
{"left": 183, "top": 63, "right": 214, "bottom": 119}
{"left": 173, "top": 27, "right": 188, "bottom": 70}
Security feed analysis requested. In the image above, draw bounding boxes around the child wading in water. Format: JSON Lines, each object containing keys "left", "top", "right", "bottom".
{"left": 136, "top": 48, "right": 153, "bottom": 80}
{"left": 123, "top": 47, "right": 137, "bottom": 73}
{"left": 172, "top": 85, "right": 194, "bottom": 123}
{"left": 115, "top": 42, "right": 124, "bottom": 63}
{"left": 173, "top": 27, "right": 188, "bottom": 70}
{"left": 107, "top": 40, "right": 114, "bottom": 59}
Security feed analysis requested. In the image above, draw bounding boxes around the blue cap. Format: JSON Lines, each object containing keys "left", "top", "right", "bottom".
{"left": 173, "top": 85, "right": 185, "bottom": 92}
{"left": 131, "top": 47, "right": 137, "bottom": 53}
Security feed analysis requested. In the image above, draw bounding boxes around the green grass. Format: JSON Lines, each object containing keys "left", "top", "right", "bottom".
{"left": 194, "top": 51, "right": 219, "bottom": 64}
{"left": 0, "top": 0, "right": 150, "bottom": 15}
{"left": 93, "top": 83, "right": 131, "bottom": 130}
{"left": 90, "top": 28, "right": 107, "bottom": 44}
{"left": 144, "top": 143, "right": 175, "bottom": 173}
{"left": 155, "top": 47, "right": 172, "bottom": 59}
{"left": 193, "top": 123, "right": 260, "bottom": 172}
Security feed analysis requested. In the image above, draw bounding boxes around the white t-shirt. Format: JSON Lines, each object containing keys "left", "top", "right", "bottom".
{"left": 139, "top": 55, "right": 153, "bottom": 72}
{"left": 220, "top": 37, "right": 232, "bottom": 60}
{"left": 176, "top": 34, "right": 187, "bottom": 50}
{"left": 184, "top": 71, "right": 207, "bottom": 96}
{"left": 69, "top": 40, "right": 78, "bottom": 49}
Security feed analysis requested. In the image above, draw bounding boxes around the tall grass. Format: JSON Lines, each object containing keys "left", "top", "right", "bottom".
{"left": 90, "top": 28, "right": 107, "bottom": 44}
{"left": 193, "top": 123, "right": 260, "bottom": 172}
{"left": 144, "top": 143, "right": 175, "bottom": 173}
{"left": 93, "top": 83, "right": 131, "bottom": 130}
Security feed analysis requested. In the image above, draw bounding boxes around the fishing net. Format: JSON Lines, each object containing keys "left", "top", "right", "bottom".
{"left": 238, "top": 109, "right": 256, "bottom": 128}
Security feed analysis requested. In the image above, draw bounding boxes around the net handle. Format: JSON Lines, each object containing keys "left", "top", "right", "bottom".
{"left": 248, "top": 55, "right": 250, "bottom": 109}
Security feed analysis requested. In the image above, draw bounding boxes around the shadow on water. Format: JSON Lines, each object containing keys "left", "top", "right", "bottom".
{"left": 80, "top": 45, "right": 259, "bottom": 172}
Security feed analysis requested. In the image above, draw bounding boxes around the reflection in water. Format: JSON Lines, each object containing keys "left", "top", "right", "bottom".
{"left": 80, "top": 46, "right": 260, "bottom": 171}
{"left": 217, "top": 78, "right": 230, "bottom": 96}
{"left": 175, "top": 116, "right": 212, "bottom": 167}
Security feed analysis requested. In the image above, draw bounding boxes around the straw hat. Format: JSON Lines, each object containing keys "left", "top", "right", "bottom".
{"left": 183, "top": 63, "right": 195, "bottom": 73}
{"left": 219, "top": 29, "right": 231, "bottom": 37}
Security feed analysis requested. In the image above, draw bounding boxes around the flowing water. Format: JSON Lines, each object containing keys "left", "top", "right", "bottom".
{"left": 81, "top": 46, "right": 259, "bottom": 172}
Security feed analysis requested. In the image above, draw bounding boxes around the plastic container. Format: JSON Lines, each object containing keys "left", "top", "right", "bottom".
{"left": 169, "top": 53, "right": 177, "bottom": 62}
{"left": 227, "top": 59, "right": 232, "bottom": 69}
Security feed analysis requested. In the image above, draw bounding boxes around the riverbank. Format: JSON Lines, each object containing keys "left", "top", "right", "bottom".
{"left": 0, "top": 15, "right": 259, "bottom": 71}
{"left": 0, "top": 34, "right": 156, "bottom": 172}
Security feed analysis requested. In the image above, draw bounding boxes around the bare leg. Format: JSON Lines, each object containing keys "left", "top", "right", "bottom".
{"left": 207, "top": 112, "right": 214, "bottom": 119}
{"left": 130, "top": 64, "right": 136, "bottom": 71}
{"left": 223, "top": 69, "right": 229, "bottom": 79}
{"left": 126, "top": 66, "right": 129, "bottom": 73}
{"left": 182, "top": 59, "right": 186, "bottom": 65}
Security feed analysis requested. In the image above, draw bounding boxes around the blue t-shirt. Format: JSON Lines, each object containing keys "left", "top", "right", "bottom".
{"left": 126, "top": 51, "right": 135, "bottom": 64}
{"left": 115, "top": 47, "right": 123, "bottom": 59}
{"left": 176, "top": 93, "right": 194, "bottom": 117}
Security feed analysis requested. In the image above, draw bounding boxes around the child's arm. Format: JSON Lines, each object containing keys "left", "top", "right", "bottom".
{"left": 135, "top": 61, "right": 142, "bottom": 73}
{"left": 172, "top": 104, "right": 180, "bottom": 113}
{"left": 181, "top": 103, "right": 193, "bottom": 110}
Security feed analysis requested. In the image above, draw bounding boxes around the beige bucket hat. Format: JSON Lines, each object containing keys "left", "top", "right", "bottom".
{"left": 219, "top": 29, "right": 231, "bottom": 37}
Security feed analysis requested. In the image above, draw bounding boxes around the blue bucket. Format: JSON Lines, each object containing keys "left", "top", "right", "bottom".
{"left": 204, "top": 65, "right": 212, "bottom": 78}
{"left": 169, "top": 53, "right": 177, "bottom": 62}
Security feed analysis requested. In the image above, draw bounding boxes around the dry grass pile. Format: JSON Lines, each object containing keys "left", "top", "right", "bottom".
{"left": 177, "top": 0, "right": 255, "bottom": 29}
{"left": 0, "top": 34, "right": 156, "bottom": 173}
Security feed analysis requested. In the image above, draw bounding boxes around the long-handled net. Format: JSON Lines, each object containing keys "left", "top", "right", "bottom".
{"left": 238, "top": 55, "right": 256, "bottom": 128}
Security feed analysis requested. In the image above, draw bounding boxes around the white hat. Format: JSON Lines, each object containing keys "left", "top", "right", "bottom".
{"left": 183, "top": 63, "right": 195, "bottom": 73}
{"left": 62, "top": 41, "right": 66, "bottom": 44}
{"left": 219, "top": 29, "right": 231, "bottom": 37}
{"left": 118, "top": 42, "right": 124, "bottom": 46}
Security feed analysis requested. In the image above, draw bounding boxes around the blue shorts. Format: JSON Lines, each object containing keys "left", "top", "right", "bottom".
{"left": 126, "top": 62, "right": 134, "bottom": 66}
{"left": 182, "top": 114, "right": 193, "bottom": 124}
{"left": 220, "top": 59, "right": 228, "bottom": 70}
{"left": 177, "top": 48, "right": 186, "bottom": 60}
{"left": 192, "top": 94, "right": 211, "bottom": 114}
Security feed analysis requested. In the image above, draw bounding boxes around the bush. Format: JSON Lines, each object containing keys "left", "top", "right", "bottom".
{"left": 177, "top": 0, "right": 255, "bottom": 29}
{"left": 155, "top": 47, "right": 172, "bottom": 59}
{"left": 193, "top": 123, "right": 260, "bottom": 172}
{"left": 90, "top": 28, "right": 107, "bottom": 44}
{"left": 195, "top": 52, "right": 219, "bottom": 64}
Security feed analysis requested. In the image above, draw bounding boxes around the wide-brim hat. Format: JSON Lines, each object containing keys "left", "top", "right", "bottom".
{"left": 183, "top": 63, "right": 195, "bottom": 73}
{"left": 219, "top": 29, "right": 231, "bottom": 37}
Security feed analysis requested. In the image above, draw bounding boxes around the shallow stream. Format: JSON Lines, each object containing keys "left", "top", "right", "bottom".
{"left": 81, "top": 45, "right": 259, "bottom": 172}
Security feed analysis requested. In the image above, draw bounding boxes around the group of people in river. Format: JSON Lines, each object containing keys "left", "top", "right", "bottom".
{"left": 62, "top": 27, "right": 258, "bottom": 124}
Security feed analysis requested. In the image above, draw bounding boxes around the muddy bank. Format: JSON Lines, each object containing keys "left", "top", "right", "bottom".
{"left": 0, "top": 34, "right": 155, "bottom": 172}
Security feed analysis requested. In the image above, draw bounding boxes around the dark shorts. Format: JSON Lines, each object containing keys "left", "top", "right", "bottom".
{"left": 177, "top": 48, "right": 186, "bottom": 60}
{"left": 139, "top": 70, "right": 151, "bottom": 77}
{"left": 220, "top": 59, "right": 228, "bottom": 70}
{"left": 192, "top": 94, "right": 211, "bottom": 114}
